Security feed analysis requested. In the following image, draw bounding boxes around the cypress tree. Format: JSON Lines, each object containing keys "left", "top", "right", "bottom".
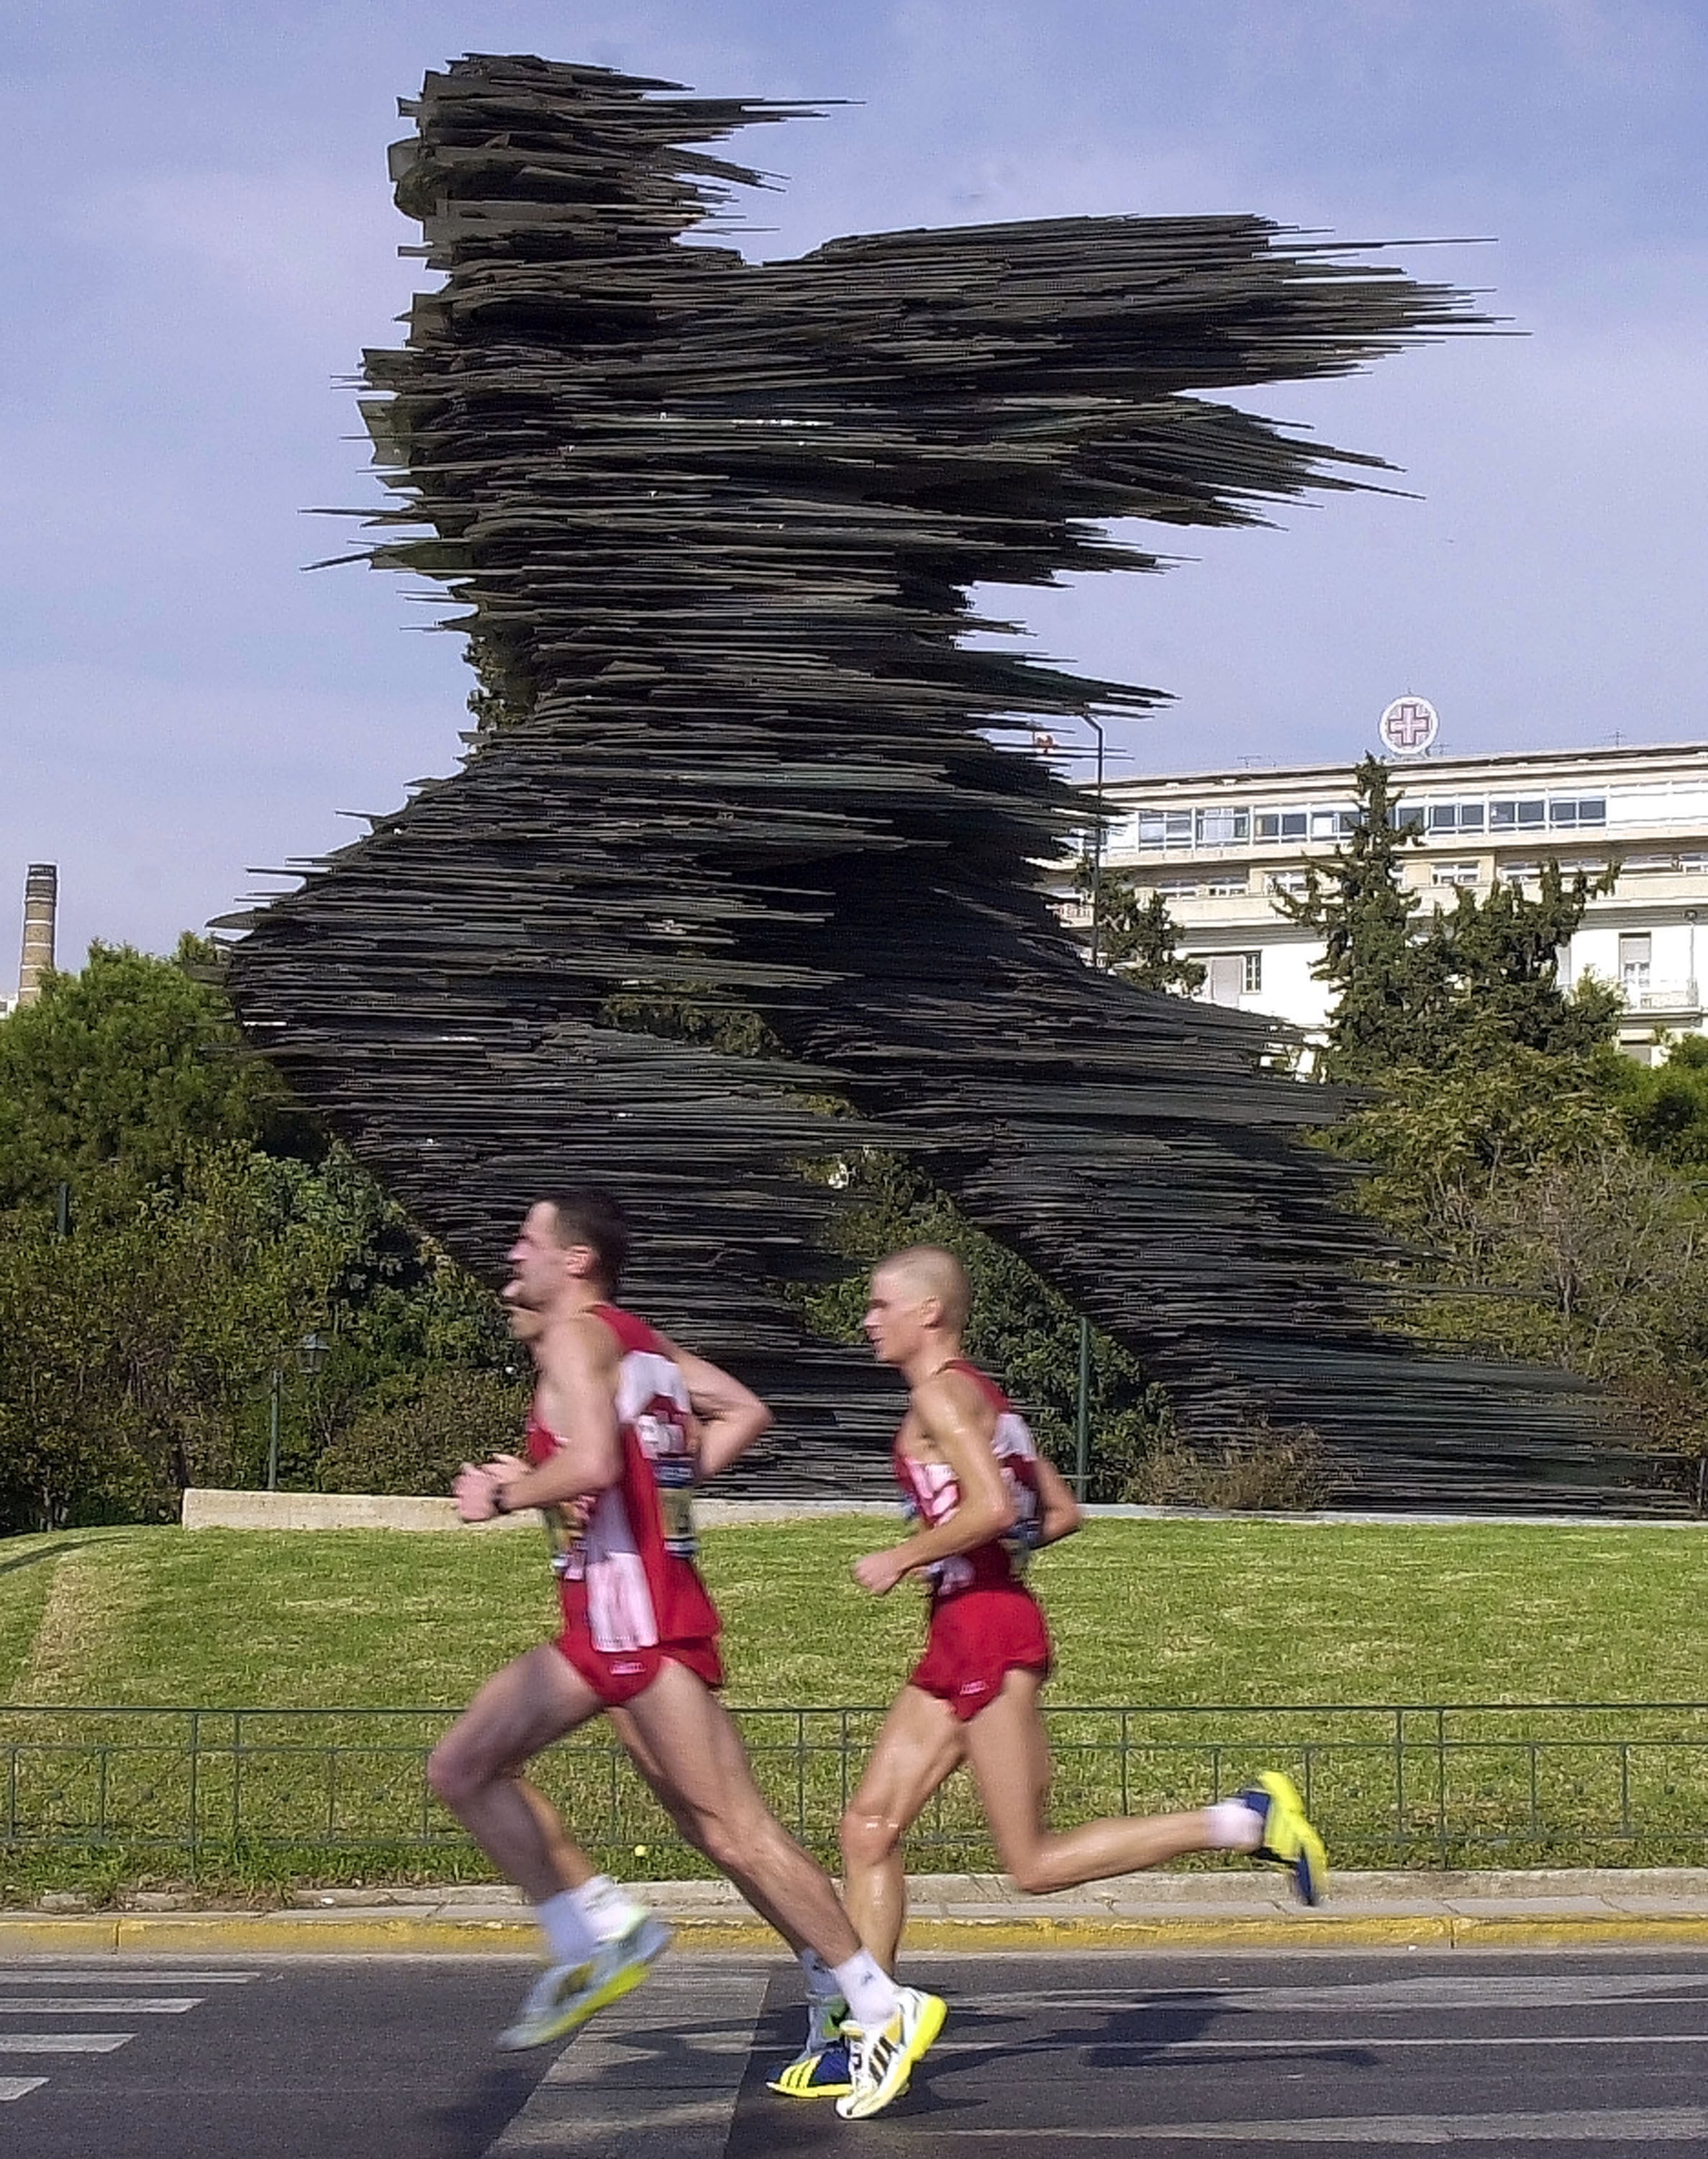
{"left": 1080, "top": 864, "right": 1207, "bottom": 994}
{"left": 1277, "top": 756, "right": 1620, "bottom": 1077}
{"left": 1273, "top": 756, "right": 1428, "bottom": 1078}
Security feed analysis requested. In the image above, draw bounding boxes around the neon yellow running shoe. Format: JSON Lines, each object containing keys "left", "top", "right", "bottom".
{"left": 496, "top": 1914, "right": 671, "bottom": 2050}
{"left": 1237, "top": 1770, "right": 1328, "bottom": 1906}
{"left": 768, "top": 1995, "right": 852, "bottom": 2098}
{"left": 836, "top": 1987, "right": 948, "bottom": 2120}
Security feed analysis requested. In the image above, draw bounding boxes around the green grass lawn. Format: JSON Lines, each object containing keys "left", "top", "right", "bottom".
{"left": 0, "top": 1516, "right": 1693, "bottom": 1710}
{"left": 1, "top": 1516, "right": 1703, "bottom": 1893}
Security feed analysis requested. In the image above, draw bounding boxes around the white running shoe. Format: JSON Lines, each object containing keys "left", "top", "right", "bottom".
{"left": 496, "top": 1913, "right": 672, "bottom": 2050}
{"left": 835, "top": 1986, "right": 948, "bottom": 2119}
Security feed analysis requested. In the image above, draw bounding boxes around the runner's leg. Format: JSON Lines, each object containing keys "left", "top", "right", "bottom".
{"left": 620, "top": 1657, "right": 945, "bottom": 2117}
{"left": 839, "top": 1686, "right": 967, "bottom": 1970}
{"left": 619, "top": 1660, "right": 866, "bottom": 1962}
{"left": 427, "top": 1644, "right": 604, "bottom": 1902}
{"left": 962, "top": 1668, "right": 1221, "bottom": 1893}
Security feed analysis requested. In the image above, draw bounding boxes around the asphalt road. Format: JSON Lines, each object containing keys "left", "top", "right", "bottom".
{"left": 9, "top": 1949, "right": 1708, "bottom": 2156}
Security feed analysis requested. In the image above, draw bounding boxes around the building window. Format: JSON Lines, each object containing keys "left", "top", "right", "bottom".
{"left": 1430, "top": 861, "right": 1481, "bottom": 888}
{"left": 1205, "top": 873, "right": 1248, "bottom": 897}
{"left": 1153, "top": 877, "right": 1199, "bottom": 897}
{"left": 1394, "top": 803, "right": 1426, "bottom": 829}
{"left": 1499, "top": 862, "right": 1540, "bottom": 886}
{"left": 1137, "top": 808, "right": 1194, "bottom": 848}
{"left": 1490, "top": 799, "right": 1547, "bottom": 830}
{"left": 1619, "top": 933, "right": 1653, "bottom": 992}
{"left": 1204, "top": 953, "right": 1261, "bottom": 1005}
{"left": 1195, "top": 807, "right": 1250, "bottom": 846}
{"left": 1549, "top": 796, "right": 1606, "bottom": 827}
{"left": 1267, "top": 869, "right": 1311, "bottom": 896}
{"left": 1255, "top": 808, "right": 1309, "bottom": 841}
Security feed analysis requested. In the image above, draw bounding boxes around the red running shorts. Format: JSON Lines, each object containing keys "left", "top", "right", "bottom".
{"left": 908, "top": 1584, "right": 1053, "bottom": 1723}
{"left": 553, "top": 1626, "right": 724, "bottom": 1707}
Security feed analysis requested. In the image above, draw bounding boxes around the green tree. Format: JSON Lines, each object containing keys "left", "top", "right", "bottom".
{"left": 1273, "top": 756, "right": 1428, "bottom": 1078}
{"left": 0, "top": 1146, "right": 346, "bottom": 1531}
{"left": 1076, "top": 864, "right": 1206, "bottom": 994}
{"left": 0, "top": 936, "right": 316, "bottom": 1207}
{"left": 1278, "top": 757, "right": 1618, "bottom": 1078}
{"left": 1600, "top": 1033, "right": 1708, "bottom": 1169}
{"left": 1417, "top": 864, "right": 1621, "bottom": 1065}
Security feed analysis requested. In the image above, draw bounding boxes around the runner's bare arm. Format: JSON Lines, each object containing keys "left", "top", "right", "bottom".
{"left": 454, "top": 1313, "right": 622, "bottom": 1519}
{"left": 853, "top": 1372, "right": 1017, "bottom": 1596}
{"left": 657, "top": 1336, "right": 773, "bottom": 1479}
{"left": 1033, "top": 1454, "right": 1082, "bottom": 1545}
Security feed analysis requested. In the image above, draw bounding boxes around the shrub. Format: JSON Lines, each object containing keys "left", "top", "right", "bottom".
{"left": 317, "top": 1368, "right": 530, "bottom": 1498}
{"left": 1120, "top": 1422, "right": 1342, "bottom": 1511}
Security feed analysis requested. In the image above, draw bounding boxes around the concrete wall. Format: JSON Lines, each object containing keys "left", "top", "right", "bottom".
{"left": 181, "top": 1489, "right": 896, "bottom": 1531}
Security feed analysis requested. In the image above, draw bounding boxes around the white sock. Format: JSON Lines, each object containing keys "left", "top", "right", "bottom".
{"left": 1205, "top": 1798, "right": 1264, "bottom": 1852}
{"left": 571, "top": 1873, "right": 648, "bottom": 1945}
{"left": 800, "top": 1947, "right": 842, "bottom": 2002}
{"left": 832, "top": 1950, "right": 900, "bottom": 2029}
{"left": 535, "top": 1887, "right": 600, "bottom": 1966}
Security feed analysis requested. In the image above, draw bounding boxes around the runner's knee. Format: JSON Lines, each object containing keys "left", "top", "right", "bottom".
{"left": 427, "top": 1734, "right": 507, "bottom": 1811}
{"left": 839, "top": 1799, "right": 904, "bottom": 1872}
{"left": 426, "top": 1737, "right": 476, "bottom": 1810}
{"left": 996, "top": 1839, "right": 1058, "bottom": 1896}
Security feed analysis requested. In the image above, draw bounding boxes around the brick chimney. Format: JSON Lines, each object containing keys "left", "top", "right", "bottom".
{"left": 18, "top": 864, "right": 57, "bottom": 1007}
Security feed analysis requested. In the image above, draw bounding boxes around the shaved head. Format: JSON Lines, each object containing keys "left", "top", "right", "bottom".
{"left": 878, "top": 1245, "right": 972, "bottom": 1331}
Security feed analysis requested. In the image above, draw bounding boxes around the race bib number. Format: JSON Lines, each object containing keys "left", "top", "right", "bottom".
{"left": 652, "top": 1454, "right": 698, "bottom": 1558}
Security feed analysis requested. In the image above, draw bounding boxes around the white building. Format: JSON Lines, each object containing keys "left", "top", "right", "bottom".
{"left": 1092, "top": 741, "right": 1708, "bottom": 1061}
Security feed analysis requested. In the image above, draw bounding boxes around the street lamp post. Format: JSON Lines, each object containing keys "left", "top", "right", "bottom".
{"left": 1074, "top": 715, "right": 1108, "bottom": 1502}
{"left": 266, "top": 1331, "right": 332, "bottom": 1492}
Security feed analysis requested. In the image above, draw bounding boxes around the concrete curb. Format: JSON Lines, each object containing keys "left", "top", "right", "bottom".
{"left": 11, "top": 1909, "right": 1708, "bottom": 1957}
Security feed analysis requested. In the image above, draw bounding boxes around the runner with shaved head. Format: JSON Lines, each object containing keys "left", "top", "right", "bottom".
{"left": 771, "top": 1242, "right": 1327, "bottom": 2101}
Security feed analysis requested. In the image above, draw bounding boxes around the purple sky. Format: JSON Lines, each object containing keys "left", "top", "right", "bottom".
{"left": 4, "top": 1, "right": 1704, "bottom": 977}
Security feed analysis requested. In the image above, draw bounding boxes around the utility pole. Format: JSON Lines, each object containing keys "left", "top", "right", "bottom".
{"left": 1074, "top": 716, "right": 1107, "bottom": 1501}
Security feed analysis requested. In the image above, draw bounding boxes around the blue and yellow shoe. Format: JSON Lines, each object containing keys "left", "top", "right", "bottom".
{"left": 497, "top": 1914, "right": 672, "bottom": 2050}
{"left": 1237, "top": 1770, "right": 1327, "bottom": 1906}
{"left": 769, "top": 2035, "right": 853, "bottom": 2099}
{"left": 768, "top": 1995, "right": 852, "bottom": 2098}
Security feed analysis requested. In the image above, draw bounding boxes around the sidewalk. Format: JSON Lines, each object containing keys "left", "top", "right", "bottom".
{"left": 9, "top": 1869, "right": 1708, "bottom": 1956}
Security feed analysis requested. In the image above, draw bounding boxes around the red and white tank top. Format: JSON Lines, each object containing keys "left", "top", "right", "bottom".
{"left": 893, "top": 1359, "right": 1042, "bottom": 1600}
{"left": 525, "top": 1303, "right": 719, "bottom": 1655}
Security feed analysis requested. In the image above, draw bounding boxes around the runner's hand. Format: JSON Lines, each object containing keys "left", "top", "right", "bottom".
{"left": 853, "top": 1548, "right": 908, "bottom": 1596}
{"left": 453, "top": 1462, "right": 499, "bottom": 1522}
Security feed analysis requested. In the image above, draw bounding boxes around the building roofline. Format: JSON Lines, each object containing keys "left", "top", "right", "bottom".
{"left": 1096, "top": 741, "right": 1708, "bottom": 793}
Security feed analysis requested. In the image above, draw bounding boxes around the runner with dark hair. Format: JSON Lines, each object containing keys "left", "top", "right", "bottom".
{"left": 431, "top": 1191, "right": 945, "bottom": 2120}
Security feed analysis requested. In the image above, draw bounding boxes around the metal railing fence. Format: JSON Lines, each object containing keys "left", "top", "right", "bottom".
{"left": 6, "top": 1701, "right": 1708, "bottom": 1872}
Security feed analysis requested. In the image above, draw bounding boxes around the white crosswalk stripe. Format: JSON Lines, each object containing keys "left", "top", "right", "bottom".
{"left": 0, "top": 1996, "right": 201, "bottom": 2014}
{"left": 0, "top": 1971, "right": 259, "bottom": 1987}
{"left": 0, "top": 2035, "right": 133, "bottom": 2053}
{"left": 0, "top": 1964, "right": 257, "bottom": 2106}
{"left": 483, "top": 1965, "right": 771, "bottom": 2156}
